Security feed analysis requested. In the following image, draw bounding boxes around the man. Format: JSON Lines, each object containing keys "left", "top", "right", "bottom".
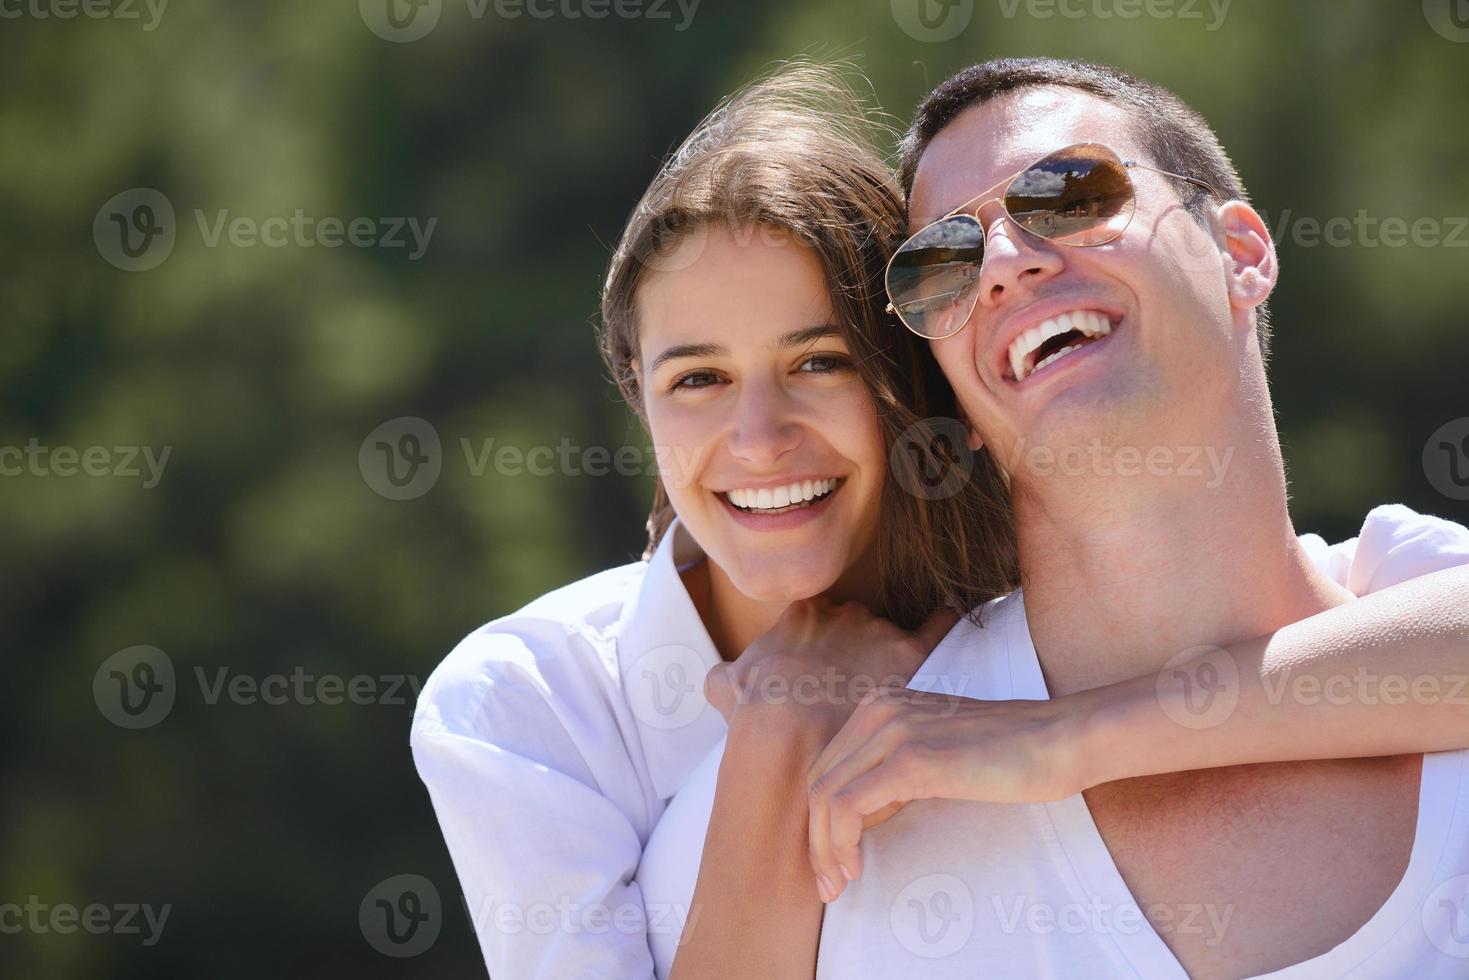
{"left": 794, "top": 59, "right": 1469, "bottom": 978}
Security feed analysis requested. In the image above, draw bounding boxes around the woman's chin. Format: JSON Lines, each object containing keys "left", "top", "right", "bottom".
{"left": 726, "top": 558, "right": 843, "bottom": 605}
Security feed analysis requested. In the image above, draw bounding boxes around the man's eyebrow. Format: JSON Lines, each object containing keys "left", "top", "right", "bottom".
{"left": 648, "top": 326, "right": 839, "bottom": 373}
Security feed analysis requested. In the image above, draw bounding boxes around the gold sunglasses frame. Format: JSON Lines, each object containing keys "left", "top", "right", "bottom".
{"left": 884, "top": 142, "right": 1220, "bottom": 339}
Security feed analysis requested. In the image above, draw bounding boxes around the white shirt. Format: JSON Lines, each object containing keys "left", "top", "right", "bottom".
{"left": 635, "top": 504, "right": 1469, "bottom": 979}
{"left": 411, "top": 519, "right": 726, "bottom": 979}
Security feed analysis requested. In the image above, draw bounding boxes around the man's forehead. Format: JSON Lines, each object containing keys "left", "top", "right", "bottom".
{"left": 908, "top": 87, "right": 1138, "bottom": 228}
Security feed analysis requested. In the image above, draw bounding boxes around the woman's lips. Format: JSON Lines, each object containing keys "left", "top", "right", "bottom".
{"left": 715, "top": 477, "right": 845, "bottom": 531}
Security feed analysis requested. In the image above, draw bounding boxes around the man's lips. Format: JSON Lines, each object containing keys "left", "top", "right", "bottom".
{"left": 990, "top": 299, "right": 1126, "bottom": 385}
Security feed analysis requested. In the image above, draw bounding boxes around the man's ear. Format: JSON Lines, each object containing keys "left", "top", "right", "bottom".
{"left": 1217, "top": 200, "right": 1277, "bottom": 312}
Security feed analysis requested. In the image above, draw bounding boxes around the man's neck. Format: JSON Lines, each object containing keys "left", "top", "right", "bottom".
{"left": 1014, "top": 403, "right": 1354, "bottom": 698}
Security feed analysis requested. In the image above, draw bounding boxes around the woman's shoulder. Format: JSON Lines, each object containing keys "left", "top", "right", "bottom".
{"left": 412, "top": 557, "right": 652, "bottom": 742}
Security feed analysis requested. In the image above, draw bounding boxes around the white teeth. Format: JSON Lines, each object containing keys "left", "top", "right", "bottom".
{"left": 1007, "top": 309, "right": 1114, "bottom": 382}
{"left": 725, "top": 478, "right": 838, "bottom": 512}
{"left": 1032, "top": 344, "right": 1082, "bottom": 375}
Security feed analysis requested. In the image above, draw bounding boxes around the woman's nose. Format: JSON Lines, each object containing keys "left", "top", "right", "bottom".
{"left": 724, "top": 384, "right": 802, "bottom": 468}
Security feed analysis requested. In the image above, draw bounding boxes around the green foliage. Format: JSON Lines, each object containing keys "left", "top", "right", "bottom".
{"left": 1, "top": 1, "right": 1464, "bottom": 975}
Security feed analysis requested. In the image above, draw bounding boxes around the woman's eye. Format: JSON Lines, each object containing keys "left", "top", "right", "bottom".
{"left": 669, "top": 370, "right": 724, "bottom": 391}
{"left": 798, "top": 354, "right": 851, "bottom": 374}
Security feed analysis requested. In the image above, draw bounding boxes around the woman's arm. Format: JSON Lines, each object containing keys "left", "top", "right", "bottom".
{"left": 667, "top": 710, "right": 829, "bottom": 980}
{"left": 805, "top": 564, "right": 1469, "bottom": 901}
{"left": 411, "top": 629, "right": 663, "bottom": 978}
{"left": 669, "top": 600, "right": 956, "bottom": 979}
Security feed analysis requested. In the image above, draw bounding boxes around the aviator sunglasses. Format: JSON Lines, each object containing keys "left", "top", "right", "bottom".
{"left": 885, "top": 142, "right": 1219, "bottom": 339}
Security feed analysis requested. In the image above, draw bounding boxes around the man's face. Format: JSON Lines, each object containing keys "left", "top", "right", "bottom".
{"left": 907, "top": 86, "right": 1252, "bottom": 479}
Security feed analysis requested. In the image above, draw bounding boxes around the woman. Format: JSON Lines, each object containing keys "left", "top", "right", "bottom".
{"left": 410, "top": 63, "right": 1469, "bottom": 980}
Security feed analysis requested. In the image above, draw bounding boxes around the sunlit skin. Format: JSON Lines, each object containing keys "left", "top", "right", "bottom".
{"left": 633, "top": 223, "right": 886, "bottom": 656}
{"left": 909, "top": 86, "right": 1277, "bottom": 492}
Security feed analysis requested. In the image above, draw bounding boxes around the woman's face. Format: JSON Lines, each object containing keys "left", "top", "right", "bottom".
{"left": 635, "top": 222, "right": 886, "bottom": 603}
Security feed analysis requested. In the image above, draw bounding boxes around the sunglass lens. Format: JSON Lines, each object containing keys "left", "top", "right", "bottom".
{"left": 1005, "top": 143, "right": 1135, "bottom": 245}
{"left": 886, "top": 214, "right": 986, "bottom": 339}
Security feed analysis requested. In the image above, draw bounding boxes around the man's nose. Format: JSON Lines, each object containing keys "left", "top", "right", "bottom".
{"left": 973, "top": 201, "right": 1065, "bottom": 310}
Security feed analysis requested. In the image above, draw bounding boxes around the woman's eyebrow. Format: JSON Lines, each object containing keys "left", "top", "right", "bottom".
{"left": 649, "top": 342, "right": 725, "bottom": 373}
{"left": 776, "top": 324, "right": 840, "bottom": 348}
{"left": 649, "top": 326, "right": 838, "bottom": 373}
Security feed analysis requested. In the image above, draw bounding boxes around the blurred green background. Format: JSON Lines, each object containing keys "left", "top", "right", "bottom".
{"left": 2, "top": 0, "right": 1466, "bottom": 975}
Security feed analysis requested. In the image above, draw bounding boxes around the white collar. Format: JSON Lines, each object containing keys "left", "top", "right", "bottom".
{"left": 615, "top": 518, "right": 727, "bottom": 799}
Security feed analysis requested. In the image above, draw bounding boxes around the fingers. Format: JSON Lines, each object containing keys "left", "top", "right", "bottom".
{"left": 826, "top": 756, "right": 922, "bottom": 888}
{"left": 809, "top": 718, "right": 909, "bottom": 889}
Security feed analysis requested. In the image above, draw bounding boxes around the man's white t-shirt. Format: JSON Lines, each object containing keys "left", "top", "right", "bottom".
{"left": 636, "top": 506, "right": 1469, "bottom": 978}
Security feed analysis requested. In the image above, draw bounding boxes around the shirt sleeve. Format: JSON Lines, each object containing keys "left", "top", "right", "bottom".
{"left": 411, "top": 627, "right": 657, "bottom": 980}
{"left": 1308, "top": 504, "right": 1469, "bottom": 596}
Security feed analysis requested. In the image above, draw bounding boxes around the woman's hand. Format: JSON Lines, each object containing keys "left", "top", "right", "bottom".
{"left": 703, "top": 597, "right": 958, "bottom": 742}
{"left": 805, "top": 685, "right": 1089, "bottom": 902}
{"left": 701, "top": 597, "right": 958, "bottom": 902}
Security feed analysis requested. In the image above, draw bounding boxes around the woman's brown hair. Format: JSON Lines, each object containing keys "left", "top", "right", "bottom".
{"left": 599, "top": 62, "right": 1017, "bottom": 628}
